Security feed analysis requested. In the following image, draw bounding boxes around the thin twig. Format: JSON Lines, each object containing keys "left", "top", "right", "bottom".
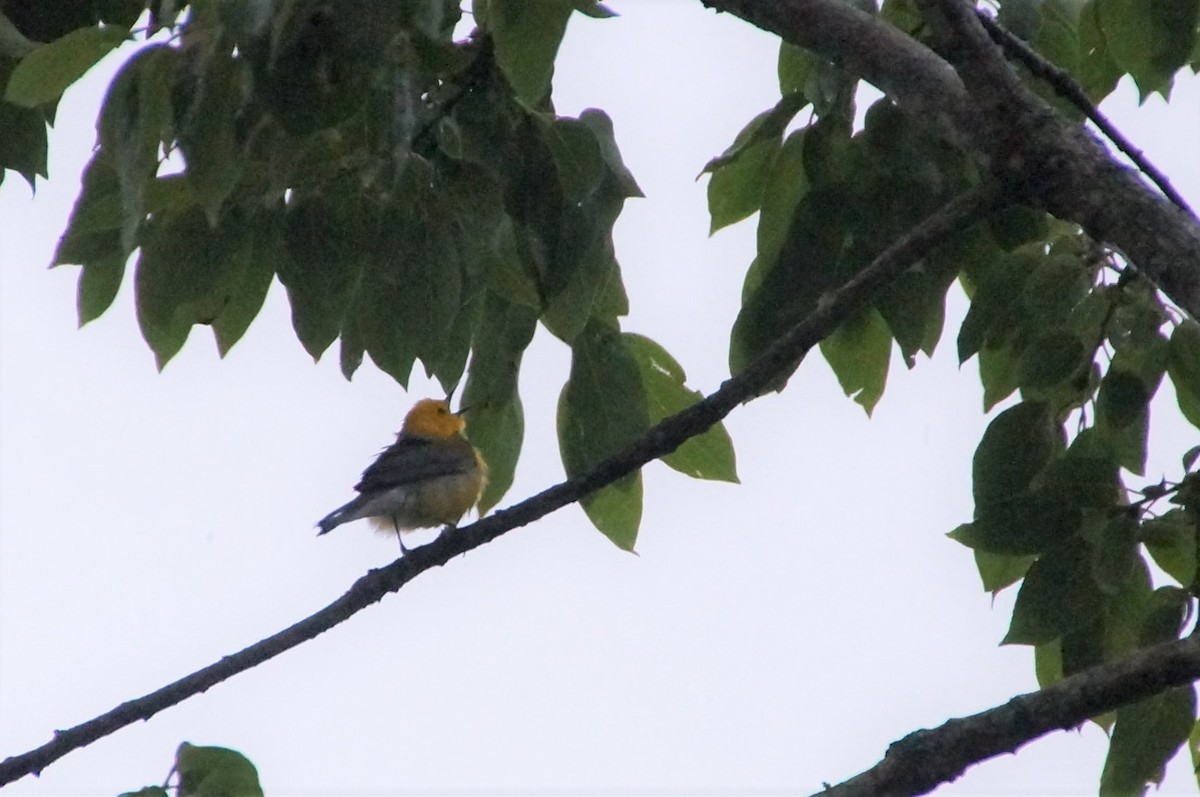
{"left": 0, "top": 185, "right": 1001, "bottom": 787}
{"left": 974, "top": 9, "right": 1196, "bottom": 218}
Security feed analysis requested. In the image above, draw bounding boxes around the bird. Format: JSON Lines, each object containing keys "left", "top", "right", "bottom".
{"left": 316, "top": 398, "right": 487, "bottom": 552}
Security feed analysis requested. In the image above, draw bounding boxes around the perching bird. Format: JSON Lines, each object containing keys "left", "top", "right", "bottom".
{"left": 316, "top": 398, "right": 487, "bottom": 551}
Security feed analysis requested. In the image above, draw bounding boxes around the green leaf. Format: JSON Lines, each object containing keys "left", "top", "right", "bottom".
{"left": 1100, "top": 687, "right": 1195, "bottom": 797}
{"left": 462, "top": 291, "right": 538, "bottom": 514}
{"left": 1004, "top": 539, "right": 1107, "bottom": 645}
{"left": 579, "top": 108, "right": 643, "bottom": 199}
{"left": 972, "top": 548, "right": 1036, "bottom": 594}
{"left": 176, "top": 51, "right": 249, "bottom": 222}
{"left": 957, "top": 492, "right": 1080, "bottom": 554}
{"left": 1016, "top": 330, "right": 1087, "bottom": 390}
{"left": 570, "top": 0, "right": 618, "bottom": 18}
{"left": 0, "top": 92, "right": 49, "bottom": 187}
{"left": 1090, "top": 513, "right": 1139, "bottom": 595}
{"left": 1096, "top": 0, "right": 1200, "bottom": 99}
{"left": 4, "top": 24, "right": 129, "bottom": 107}
{"left": 544, "top": 117, "right": 605, "bottom": 204}
{"left": 485, "top": 0, "right": 572, "bottom": 107}
{"left": 755, "top": 128, "right": 809, "bottom": 271}
{"left": 979, "top": 342, "right": 1020, "bottom": 411}
{"left": 1034, "top": 639, "right": 1063, "bottom": 688}
{"left": 704, "top": 95, "right": 807, "bottom": 234}
{"left": 778, "top": 43, "right": 818, "bottom": 96}
{"left": 279, "top": 188, "right": 369, "bottom": 360}
{"left": 973, "top": 401, "right": 1063, "bottom": 509}
{"left": 51, "top": 154, "right": 124, "bottom": 323}
{"left": 958, "top": 252, "right": 1037, "bottom": 363}
{"left": 175, "top": 742, "right": 264, "bottom": 797}
{"left": 1077, "top": 1, "right": 1125, "bottom": 101}
{"left": 134, "top": 205, "right": 276, "bottom": 368}
{"left": 1033, "top": 452, "right": 1121, "bottom": 509}
{"left": 1096, "top": 367, "right": 1152, "bottom": 474}
{"left": 623, "top": 333, "right": 739, "bottom": 483}
{"left": 1185, "top": 445, "right": 1200, "bottom": 472}
{"left": 98, "top": 44, "right": 177, "bottom": 256}
{"left": 212, "top": 211, "right": 280, "bottom": 357}
{"left": 1142, "top": 509, "right": 1199, "bottom": 587}
{"left": 558, "top": 320, "right": 651, "bottom": 549}
{"left": 1139, "top": 586, "right": 1189, "bottom": 645}
{"left": 730, "top": 183, "right": 840, "bottom": 385}
{"left": 1168, "top": 320, "right": 1200, "bottom": 429}
{"left": 1098, "top": 369, "right": 1150, "bottom": 428}
{"left": 818, "top": 307, "right": 891, "bottom": 415}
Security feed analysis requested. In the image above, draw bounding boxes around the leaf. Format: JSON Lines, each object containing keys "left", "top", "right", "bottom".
{"left": 956, "top": 492, "right": 1080, "bottom": 555}
{"left": 0, "top": 91, "right": 49, "bottom": 187}
{"left": 97, "top": 44, "right": 177, "bottom": 256}
{"left": 1096, "top": 0, "right": 1200, "bottom": 99}
{"left": 1139, "top": 586, "right": 1190, "bottom": 645}
{"left": 279, "top": 187, "right": 370, "bottom": 360}
{"left": 558, "top": 320, "right": 651, "bottom": 549}
{"left": 818, "top": 307, "right": 892, "bottom": 415}
{"left": 972, "top": 548, "right": 1036, "bottom": 594}
{"left": 579, "top": 108, "right": 643, "bottom": 199}
{"left": 4, "top": 24, "right": 129, "bottom": 107}
{"left": 730, "top": 182, "right": 840, "bottom": 384}
{"left": 1004, "top": 539, "right": 1107, "bottom": 645}
{"left": 1142, "top": 509, "right": 1199, "bottom": 587}
{"left": 1090, "top": 513, "right": 1139, "bottom": 595}
{"left": 485, "top": 0, "right": 573, "bottom": 107}
{"left": 704, "top": 94, "right": 806, "bottom": 234}
{"left": 1016, "top": 330, "right": 1087, "bottom": 390}
{"left": 755, "top": 128, "right": 809, "bottom": 271}
{"left": 978, "top": 342, "right": 1020, "bottom": 411}
{"left": 778, "top": 42, "right": 818, "bottom": 96}
{"left": 1034, "top": 639, "right": 1063, "bottom": 688}
{"left": 175, "top": 742, "right": 264, "bottom": 797}
{"left": 1096, "top": 367, "right": 1153, "bottom": 474}
{"left": 570, "top": 0, "right": 618, "bottom": 18}
{"left": 958, "top": 252, "right": 1036, "bottom": 363}
{"left": 1100, "top": 687, "right": 1195, "bottom": 797}
{"left": 462, "top": 291, "right": 538, "bottom": 514}
{"left": 973, "top": 401, "right": 1063, "bottom": 509}
{"left": 212, "top": 211, "right": 280, "bottom": 357}
{"left": 1168, "top": 320, "right": 1200, "bottom": 429}
{"left": 544, "top": 116, "right": 605, "bottom": 204}
{"left": 135, "top": 206, "right": 275, "bottom": 368}
{"left": 623, "top": 333, "right": 739, "bottom": 483}
{"left": 176, "top": 51, "right": 249, "bottom": 222}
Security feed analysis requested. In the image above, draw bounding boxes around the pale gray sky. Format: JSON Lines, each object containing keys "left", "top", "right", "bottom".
{"left": 2, "top": 3, "right": 1199, "bottom": 795}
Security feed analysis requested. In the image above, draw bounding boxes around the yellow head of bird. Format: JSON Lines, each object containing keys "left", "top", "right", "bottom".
{"left": 401, "top": 398, "right": 467, "bottom": 438}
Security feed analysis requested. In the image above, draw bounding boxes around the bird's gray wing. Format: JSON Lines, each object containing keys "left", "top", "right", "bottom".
{"left": 354, "top": 434, "right": 474, "bottom": 494}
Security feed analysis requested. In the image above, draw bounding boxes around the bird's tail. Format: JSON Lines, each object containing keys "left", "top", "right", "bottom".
{"left": 316, "top": 497, "right": 368, "bottom": 536}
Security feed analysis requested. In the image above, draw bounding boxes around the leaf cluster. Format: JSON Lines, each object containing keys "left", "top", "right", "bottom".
{"left": 0, "top": 0, "right": 735, "bottom": 549}
{"left": 700, "top": 0, "right": 1200, "bottom": 791}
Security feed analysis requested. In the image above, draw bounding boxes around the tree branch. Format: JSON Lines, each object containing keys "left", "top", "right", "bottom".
{"left": 700, "top": 0, "right": 1200, "bottom": 320}
{"left": 0, "top": 186, "right": 1001, "bottom": 788}
{"left": 971, "top": 10, "right": 1195, "bottom": 217}
{"left": 820, "top": 635, "right": 1200, "bottom": 797}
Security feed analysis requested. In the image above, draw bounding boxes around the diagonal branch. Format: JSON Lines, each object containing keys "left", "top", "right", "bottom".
{"left": 971, "top": 10, "right": 1195, "bottom": 217}
{"left": 0, "top": 185, "right": 1001, "bottom": 788}
{"left": 819, "top": 634, "right": 1200, "bottom": 797}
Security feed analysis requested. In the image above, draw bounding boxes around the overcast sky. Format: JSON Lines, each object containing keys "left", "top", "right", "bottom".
{"left": 2, "top": 3, "right": 1199, "bottom": 796}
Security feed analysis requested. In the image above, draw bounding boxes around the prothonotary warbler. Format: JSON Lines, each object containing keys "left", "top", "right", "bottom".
{"left": 316, "top": 398, "right": 487, "bottom": 551}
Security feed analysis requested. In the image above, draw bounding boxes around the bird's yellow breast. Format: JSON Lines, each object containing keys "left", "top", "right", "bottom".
{"left": 367, "top": 456, "right": 487, "bottom": 534}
